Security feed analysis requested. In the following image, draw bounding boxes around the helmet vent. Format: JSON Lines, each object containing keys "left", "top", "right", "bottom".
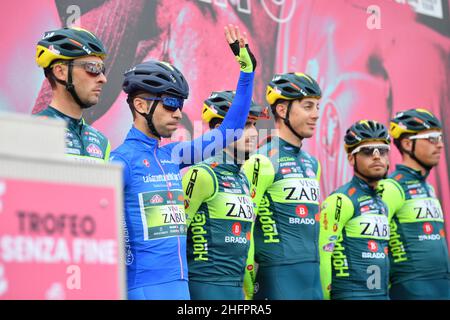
{"left": 134, "top": 70, "right": 150, "bottom": 75}
{"left": 156, "top": 73, "right": 171, "bottom": 82}
{"left": 274, "top": 79, "right": 289, "bottom": 85}
{"left": 283, "top": 87, "right": 298, "bottom": 94}
{"left": 143, "top": 79, "right": 163, "bottom": 87}
{"left": 305, "top": 87, "right": 316, "bottom": 94}
{"left": 60, "top": 43, "right": 81, "bottom": 51}
{"left": 47, "top": 35, "right": 66, "bottom": 42}
{"left": 211, "top": 97, "right": 224, "bottom": 103}
{"left": 89, "top": 43, "right": 102, "bottom": 52}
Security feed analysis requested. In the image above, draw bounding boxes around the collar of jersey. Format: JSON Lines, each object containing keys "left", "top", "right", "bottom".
{"left": 47, "top": 106, "right": 84, "bottom": 129}
{"left": 126, "top": 126, "right": 159, "bottom": 149}
{"left": 352, "top": 175, "right": 376, "bottom": 193}
{"left": 207, "top": 151, "right": 241, "bottom": 173}
{"left": 277, "top": 136, "right": 301, "bottom": 154}
{"left": 395, "top": 164, "right": 429, "bottom": 180}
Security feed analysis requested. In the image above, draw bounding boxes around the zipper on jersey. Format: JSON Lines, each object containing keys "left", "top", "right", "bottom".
{"left": 153, "top": 147, "right": 185, "bottom": 280}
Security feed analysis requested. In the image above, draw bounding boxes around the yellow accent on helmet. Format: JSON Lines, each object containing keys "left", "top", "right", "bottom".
{"left": 201, "top": 103, "right": 223, "bottom": 124}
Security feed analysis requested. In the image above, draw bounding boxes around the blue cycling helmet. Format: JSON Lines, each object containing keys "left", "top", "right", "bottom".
{"left": 122, "top": 60, "right": 189, "bottom": 99}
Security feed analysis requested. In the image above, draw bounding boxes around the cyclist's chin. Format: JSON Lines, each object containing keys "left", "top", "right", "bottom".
{"left": 366, "top": 169, "right": 387, "bottom": 180}
{"left": 160, "top": 128, "right": 176, "bottom": 139}
{"left": 85, "top": 96, "right": 99, "bottom": 107}
{"left": 299, "top": 130, "right": 314, "bottom": 139}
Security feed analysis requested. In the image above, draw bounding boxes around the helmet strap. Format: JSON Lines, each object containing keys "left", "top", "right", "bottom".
{"left": 50, "top": 61, "right": 92, "bottom": 109}
{"left": 407, "top": 140, "right": 433, "bottom": 172}
{"left": 136, "top": 99, "right": 161, "bottom": 139}
{"left": 281, "top": 100, "right": 305, "bottom": 143}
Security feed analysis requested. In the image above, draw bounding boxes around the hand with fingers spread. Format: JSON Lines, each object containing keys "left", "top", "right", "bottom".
{"left": 224, "top": 24, "right": 257, "bottom": 73}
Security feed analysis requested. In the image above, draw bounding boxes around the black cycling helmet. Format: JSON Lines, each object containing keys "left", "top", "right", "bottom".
{"left": 344, "top": 120, "right": 391, "bottom": 153}
{"left": 122, "top": 60, "right": 189, "bottom": 99}
{"left": 202, "top": 90, "right": 268, "bottom": 125}
{"left": 390, "top": 108, "right": 442, "bottom": 139}
{"left": 266, "top": 72, "right": 322, "bottom": 106}
{"left": 36, "top": 27, "right": 107, "bottom": 68}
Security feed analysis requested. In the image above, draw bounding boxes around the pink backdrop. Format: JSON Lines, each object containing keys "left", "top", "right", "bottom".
{"left": 0, "top": 178, "right": 120, "bottom": 299}
{"left": 0, "top": 0, "right": 448, "bottom": 243}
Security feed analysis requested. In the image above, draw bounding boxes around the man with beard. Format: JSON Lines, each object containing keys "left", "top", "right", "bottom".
{"left": 110, "top": 25, "right": 256, "bottom": 300}
{"left": 319, "top": 120, "right": 391, "bottom": 300}
{"left": 379, "top": 108, "right": 449, "bottom": 300}
{"left": 182, "top": 91, "right": 268, "bottom": 300}
{"left": 35, "top": 27, "right": 110, "bottom": 163}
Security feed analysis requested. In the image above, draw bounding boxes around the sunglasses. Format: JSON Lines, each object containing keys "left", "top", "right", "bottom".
{"left": 409, "top": 132, "right": 443, "bottom": 145}
{"left": 351, "top": 144, "right": 390, "bottom": 156}
{"left": 68, "top": 61, "right": 106, "bottom": 76}
{"left": 142, "top": 97, "right": 184, "bottom": 111}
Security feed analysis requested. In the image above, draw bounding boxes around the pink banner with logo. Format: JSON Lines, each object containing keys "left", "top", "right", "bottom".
{"left": 0, "top": 178, "right": 121, "bottom": 299}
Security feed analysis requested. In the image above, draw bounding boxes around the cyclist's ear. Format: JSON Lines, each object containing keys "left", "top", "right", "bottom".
{"left": 51, "top": 63, "right": 67, "bottom": 83}
{"left": 275, "top": 102, "right": 287, "bottom": 119}
{"left": 348, "top": 153, "right": 355, "bottom": 166}
{"left": 133, "top": 97, "right": 150, "bottom": 114}
{"left": 400, "top": 138, "right": 413, "bottom": 153}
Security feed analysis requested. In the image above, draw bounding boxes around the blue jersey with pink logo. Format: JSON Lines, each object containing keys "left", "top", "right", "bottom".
{"left": 110, "top": 71, "right": 254, "bottom": 291}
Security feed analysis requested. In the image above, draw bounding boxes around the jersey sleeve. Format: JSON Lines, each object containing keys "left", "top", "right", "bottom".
{"left": 319, "top": 193, "right": 354, "bottom": 300}
{"left": 242, "top": 154, "right": 275, "bottom": 300}
{"left": 242, "top": 154, "right": 275, "bottom": 211}
{"left": 243, "top": 233, "right": 256, "bottom": 300}
{"left": 377, "top": 178, "right": 405, "bottom": 222}
{"left": 182, "top": 165, "right": 218, "bottom": 227}
{"left": 169, "top": 71, "right": 255, "bottom": 168}
{"left": 103, "top": 140, "right": 111, "bottom": 162}
{"left": 109, "top": 152, "right": 131, "bottom": 188}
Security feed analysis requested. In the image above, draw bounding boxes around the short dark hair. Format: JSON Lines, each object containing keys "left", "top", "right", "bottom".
{"left": 208, "top": 117, "right": 223, "bottom": 130}
{"left": 393, "top": 133, "right": 412, "bottom": 155}
{"left": 126, "top": 91, "right": 156, "bottom": 120}
{"left": 44, "top": 68, "right": 57, "bottom": 89}
{"left": 270, "top": 99, "right": 285, "bottom": 122}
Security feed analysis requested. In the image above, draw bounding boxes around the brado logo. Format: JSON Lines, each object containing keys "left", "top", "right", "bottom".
{"left": 232, "top": 222, "right": 242, "bottom": 236}
{"left": 368, "top": 240, "right": 378, "bottom": 253}
{"left": 295, "top": 205, "right": 308, "bottom": 218}
{"left": 423, "top": 222, "right": 433, "bottom": 235}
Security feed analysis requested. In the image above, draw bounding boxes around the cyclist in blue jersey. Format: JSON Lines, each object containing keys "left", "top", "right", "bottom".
{"left": 110, "top": 25, "right": 257, "bottom": 300}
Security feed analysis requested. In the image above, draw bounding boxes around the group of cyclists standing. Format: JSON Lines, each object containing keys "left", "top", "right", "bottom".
{"left": 34, "top": 24, "right": 449, "bottom": 300}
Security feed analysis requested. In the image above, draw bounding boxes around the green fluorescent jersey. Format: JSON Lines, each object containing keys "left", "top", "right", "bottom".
{"left": 379, "top": 164, "right": 450, "bottom": 285}
{"left": 182, "top": 152, "right": 256, "bottom": 285}
{"left": 243, "top": 136, "right": 321, "bottom": 267}
{"left": 36, "top": 106, "right": 111, "bottom": 163}
{"left": 319, "top": 176, "right": 390, "bottom": 300}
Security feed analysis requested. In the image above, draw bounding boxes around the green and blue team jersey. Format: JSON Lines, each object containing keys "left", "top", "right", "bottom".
{"left": 380, "top": 164, "right": 450, "bottom": 285}
{"left": 36, "top": 106, "right": 110, "bottom": 163}
{"left": 242, "top": 136, "right": 321, "bottom": 298}
{"left": 182, "top": 152, "right": 255, "bottom": 286}
{"left": 319, "top": 176, "right": 390, "bottom": 300}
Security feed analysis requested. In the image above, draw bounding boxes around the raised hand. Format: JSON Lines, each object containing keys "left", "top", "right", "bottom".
{"left": 224, "top": 24, "right": 257, "bottom": 73}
